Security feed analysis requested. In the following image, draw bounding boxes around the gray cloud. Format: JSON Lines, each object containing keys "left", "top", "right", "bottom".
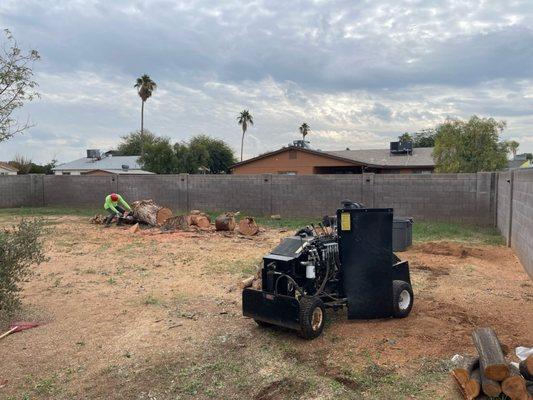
{"left": 0, "top": 0, "right": 532, "bottom": 163}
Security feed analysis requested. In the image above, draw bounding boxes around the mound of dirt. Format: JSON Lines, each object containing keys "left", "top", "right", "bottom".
{"left": 412, "top": 242, "right": 485, "bottom": 258}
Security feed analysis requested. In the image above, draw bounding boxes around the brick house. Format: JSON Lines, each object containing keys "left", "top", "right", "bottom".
{"left": 231, "top": 142, "right": 435, "bottom": 175}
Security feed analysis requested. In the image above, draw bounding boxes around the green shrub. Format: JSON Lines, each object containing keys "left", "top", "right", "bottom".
{"left": 0, "top": 219, "right": 46, "bottom": 315}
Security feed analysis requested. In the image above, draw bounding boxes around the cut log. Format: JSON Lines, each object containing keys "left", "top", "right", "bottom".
{"left": 215, "top": 213, "right": 236, "bottom": 231}
{"left": 451, "top": 357, "right": 481, "bottom": 400}
{"left": 503, "top": 364, "right": 528, "bottom": 400}
{"left": 131, "top": 200, "right": 173, "bottom": 226}
{"left": 520, "top": 356, "right": 533, "bottom": 381}
{"left": 472, "top": 327, "right": 510, "bottom": 381}
{"left": 465, "top": 369, "right": 481, "bottom": 399}
{"left": 452, "top": 356, "right": 479, "bottom": 386}
{"left": 190, "top": 215, "right": 211, "bottom": 229}
{"left": 239, "top": 217, "right": 259, "bottom": 236}
{"left": 162, "top": 215, "right": 190, "bottom": 231}
{"left": 479, "top": 366, "right": 502, "bottom": 398}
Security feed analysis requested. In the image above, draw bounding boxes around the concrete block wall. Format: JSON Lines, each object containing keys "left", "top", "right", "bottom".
{"left": 43, "top": 175, "right": 117, "bottom": 207}
{"left": 373, "top": 173, "right": 493, "bottom": 224}
{"left": 270, "top": 175, "right": 364, "bottom": 217}
{"left": 118, "top": 174, "right": 187, "bottom": 211}
{"left": 508, "top": 169, "right": 533, "bottom": 278}
{"left": 188, "top": 175, "right": 267, "bottom": 214}
{"left": 0, "top": 175, "right": 34, "bottom": 207}
{"left": 496, "top": 171, "right": 511, "bottom": 243}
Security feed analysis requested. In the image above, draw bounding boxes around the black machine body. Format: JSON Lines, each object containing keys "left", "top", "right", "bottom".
{"left": 242, "top": 202, "right": 414, "bottom": 339}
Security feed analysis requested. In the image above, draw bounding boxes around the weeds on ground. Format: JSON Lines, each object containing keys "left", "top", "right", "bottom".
{"left": 413, "top": 221, "right": 504, "bottom": 245}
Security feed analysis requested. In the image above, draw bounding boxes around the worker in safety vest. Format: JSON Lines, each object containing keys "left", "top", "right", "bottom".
{"left": 104, "top": 193, "right": 132, "bottom": 226}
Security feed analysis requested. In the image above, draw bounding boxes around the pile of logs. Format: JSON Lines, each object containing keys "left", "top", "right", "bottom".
{"left": 452, "top": 327, "right": 533, "bottom": 400}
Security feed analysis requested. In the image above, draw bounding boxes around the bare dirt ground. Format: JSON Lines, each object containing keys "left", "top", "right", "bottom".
{"left": 0, "top": 216, "right": 531, "bottom": 400}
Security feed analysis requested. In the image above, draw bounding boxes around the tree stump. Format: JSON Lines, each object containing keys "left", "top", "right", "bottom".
{"left": 190, "top": 214, "right": 211, "bottom": 229}
{"left": 215, "top": 213, "right": 236, "bottom": 231}
{"left": 239, "top": 217, "right": 259, "bottom": 236}
{"left": 131, "top": 200, "right": 173, "bottom": 226}
{"left": 472, "top": 327, "right": 509, "bottom": 381}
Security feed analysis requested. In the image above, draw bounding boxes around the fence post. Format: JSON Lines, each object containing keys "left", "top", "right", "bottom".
{"left": 507, "top": 170, "right": 514, "bottom": 247}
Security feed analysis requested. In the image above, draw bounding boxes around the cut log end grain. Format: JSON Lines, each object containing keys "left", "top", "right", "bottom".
{"left": 472, "top": 327, "right": 510, "bottom": 381}
{"left": 502, "top": 364, "right": 528, "bottom": 400}
{"left": 156, "top": 208, "right": 173, "bottom": 225}
{"left": 452, "top": 356, "right": 479, "bottom": 386}
{"left": 519, "top": 356, "right": 533, "bottom": 381}
{"left": 465, "top": 369, "right": 481, "bottom": 399}
{"left": 239, "top": 217, "right": 259, "bottom": 236}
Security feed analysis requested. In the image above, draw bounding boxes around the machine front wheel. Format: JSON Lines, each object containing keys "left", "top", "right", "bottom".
{"left": 298, "top": 296, "right": 325, "bottom": 339}
{"left": 392, "top": 280, "right": 413, "bottom": 318}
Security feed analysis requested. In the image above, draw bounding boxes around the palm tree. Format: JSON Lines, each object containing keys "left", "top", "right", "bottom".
{"left": 237, "top": 110, "right": 253, "bottom": 161}
{"left": 134, "top": 74, "right": 157, "bottom": 144}
{"left": 299, "top": 123, "right": 310, "bottom": 141}
{"left": 508, "top": 140, "right": 520, "bottom": 158}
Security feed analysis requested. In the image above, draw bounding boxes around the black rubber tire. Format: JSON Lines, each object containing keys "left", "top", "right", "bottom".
{"left": 392, "top": 280, "right": 414, "bottom": 318}
{"left": 254, "top": 319, "right": 272, "bottom": 328}
{"left": 298, "top": 296, "right": 326, "bottom": 340}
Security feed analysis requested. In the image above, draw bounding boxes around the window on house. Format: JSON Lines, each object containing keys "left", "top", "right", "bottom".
{"left": 62, "top": 172, "right": 71, "bottom": 175}
{"left": 288, "top": 150, "right": 297, "bottom": 159}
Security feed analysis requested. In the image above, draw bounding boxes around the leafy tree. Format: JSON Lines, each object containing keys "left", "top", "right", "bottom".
{"left": 0, "top": 29, "right": 40, "bottom": 142}
{"left": 413, "top": 129, "right": 436, "bottom": 148}
{"left": 398, "top": 132, "right": 413, "bottom": 143}
{"left": 134, "top": 74, "right": 157, "bottom": 155}
{"left": 28, "top": 159, "right": 57, "bottom": 174}
{"left": 140, "top": 137, "right": 178, "bottom": 174}
{"left": 526, "top": 153, "right": 533, "bottom": 161}
{"left": 237, "top": 110, "right": 253, "bottom": 161}
{"left": 188, "top": 135, "right": 236, "bottom": 174}
{"left": 138, "top": 133, "right": 236, "bottom": 174}
{"left": 398, "top": 129, "right": 435, "bottom": 148}
{"left": 117, "top": 130, "right": 158, "bottom": 156}
{"left": 433, "top": 116, "right": 509, "bottom": 173}
{"left": 299, "top": 123, "right": 310, "bottom": 141}
{"left": 507, "top": 140, "right": 520, "bottom": 158}
{"left": 0, "top": 219, "right": 46, "bottom": 316}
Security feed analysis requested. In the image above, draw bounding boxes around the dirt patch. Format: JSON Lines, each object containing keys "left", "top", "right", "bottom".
{"left": 255, "top": 378, "right": 307, "bottom": 400}
{"left": 0, "top": 217, "right": 531, "bottom": 400}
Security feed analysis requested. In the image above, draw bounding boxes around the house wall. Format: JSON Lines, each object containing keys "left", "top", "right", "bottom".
{"left": 0, "top": 167, "right": 17, "bottom": 175}
{"left": 232, "top": 149, "right": 356, "bottom": 174}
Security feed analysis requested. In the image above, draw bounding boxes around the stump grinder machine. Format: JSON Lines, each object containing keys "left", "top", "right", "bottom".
{"left": 242, "top": 201, "right": 414, "bottom": 339}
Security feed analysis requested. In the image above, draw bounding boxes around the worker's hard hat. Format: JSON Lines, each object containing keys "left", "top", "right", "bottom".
{"left": 110, "top": 193, "right": 119, "bottom": 201}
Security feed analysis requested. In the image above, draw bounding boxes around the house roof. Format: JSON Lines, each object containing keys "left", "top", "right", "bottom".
{"left": 231, "top": 146, "right": 435, "bottom": 169}
{"left": 0, "top": 161, "right": 18, "bottom": 172}
{"left": 54, "top": 156, "right": 146, "bottom": 171}
{"left": 87, "top": 169, "right": 155, "bottom": 175}
{"left": 327, "top": 147, "right": 434, "bottom": 167}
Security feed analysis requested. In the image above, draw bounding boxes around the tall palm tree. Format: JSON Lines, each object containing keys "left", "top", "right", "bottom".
{"left": 299, "top": 122, "right": 310, "bottom": 141}
{"left": 134, "top": 74, "right": 157, "bottom": 142}
{"left": 237, "top": 110, "right": 253, "bottom": 161}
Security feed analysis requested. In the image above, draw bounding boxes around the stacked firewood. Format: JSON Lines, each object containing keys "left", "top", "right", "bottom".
{"left": 452, "top": 327, "right": 533, "bottom": 400}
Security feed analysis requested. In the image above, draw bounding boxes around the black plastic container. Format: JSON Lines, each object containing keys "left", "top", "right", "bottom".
{"left": 393, "top": 218, "right": 413, "bottom": 252}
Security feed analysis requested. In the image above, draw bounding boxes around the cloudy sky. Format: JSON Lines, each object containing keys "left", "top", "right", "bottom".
{"left": 0, "top": 0, "right": 532, "bottom": 163}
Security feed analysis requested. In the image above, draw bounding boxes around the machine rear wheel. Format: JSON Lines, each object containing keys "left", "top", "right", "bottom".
{"left": 392, "top": 280, "right": 413, "bottom": 318}
{"left": 299, "top": 296, "right": 325, "bottom": 339}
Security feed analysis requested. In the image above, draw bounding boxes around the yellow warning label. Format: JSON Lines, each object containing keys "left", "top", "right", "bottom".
{"left": 340, "top": 212, "right": 351, "bottom": 231}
